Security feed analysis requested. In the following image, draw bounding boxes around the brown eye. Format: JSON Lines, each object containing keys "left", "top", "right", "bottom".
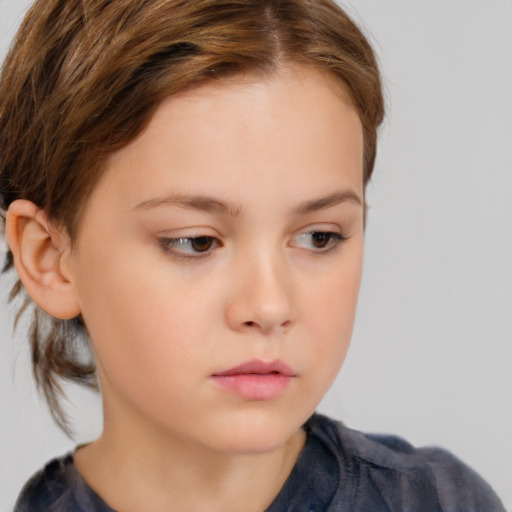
{"left": 293, "top": 231, "right": 345, "bottom": 252}
{"left": 158, "top": 235, "right": 219, "bottom": 257}
{"left": 191, "top": 236, "right": 214, "bottom": 252}
{"left": 311, "top": 232, "right": 331, "bottom": 248}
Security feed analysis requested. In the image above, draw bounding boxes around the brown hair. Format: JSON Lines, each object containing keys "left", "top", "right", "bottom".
{"left": 0, "top": 0, "right": 384, "bottom": 434}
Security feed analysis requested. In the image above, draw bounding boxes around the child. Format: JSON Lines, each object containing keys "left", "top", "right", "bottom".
{"left": 0, "top": 0, "right": 505, "bottom": 511}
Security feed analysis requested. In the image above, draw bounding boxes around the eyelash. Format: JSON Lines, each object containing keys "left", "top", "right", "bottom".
{"left": 158, "top": 236, "right": 221, "bottom": 260}
{"left": 294, "top": 231, "right": 346, "bottom": 252}
{"left": 157, "top": 231, "right": 346, "bottom": 260}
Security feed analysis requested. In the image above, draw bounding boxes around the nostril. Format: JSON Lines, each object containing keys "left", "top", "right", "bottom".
{"left": 243, "top": 319, "right": 292, "bottom": 331}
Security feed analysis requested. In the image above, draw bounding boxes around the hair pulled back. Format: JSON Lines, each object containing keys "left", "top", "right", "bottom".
{"left": 0, "top": 0, "right": 384, "bottom": 433}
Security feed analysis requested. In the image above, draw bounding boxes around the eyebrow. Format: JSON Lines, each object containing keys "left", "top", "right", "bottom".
{"left": 134, "top": 194, "right": 242, "bottom": 217}
{"left": 292, "top": 190, "right": 362, "bottom": 215}
{"left": 133, "top": 190, "right": 362, "bottom": 217}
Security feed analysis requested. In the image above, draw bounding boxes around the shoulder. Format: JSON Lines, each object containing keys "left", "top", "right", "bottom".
{"left": 14, "top": 453, "right": 112, "bottom": 512}
{"left": 307, "top": 413, "right": 505, "bottom": 512}
{"left": 14, "top": 454, "right": 77, "bottom": 512}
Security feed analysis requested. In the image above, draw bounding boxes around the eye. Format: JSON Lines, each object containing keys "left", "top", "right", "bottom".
{"left": 158, "top": 236, "right": 220, "bottom": 258}
{"left": 293, "top": 231, "right": 346, "bottom": 252}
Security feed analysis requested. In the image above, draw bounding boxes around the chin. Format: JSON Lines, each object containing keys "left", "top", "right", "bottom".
{"left": 201, "top": 407, "right": 310, "bottom": 455}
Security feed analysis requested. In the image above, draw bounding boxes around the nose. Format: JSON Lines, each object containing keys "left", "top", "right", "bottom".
{"left": 225, "top": 251, "right": 296, "bottom": 335}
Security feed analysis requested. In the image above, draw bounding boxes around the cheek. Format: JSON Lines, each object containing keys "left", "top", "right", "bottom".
{"left": 74, "top": 245, "right": 215, "bottom": 390}
{"left": 307, "top": 241, "right": 362, "bottom": 331}
{"left": 301, "top": 244, "right": 363, "bottom": 382}
{"left": 80, "top": 272, "right": 217, "bottom": 425}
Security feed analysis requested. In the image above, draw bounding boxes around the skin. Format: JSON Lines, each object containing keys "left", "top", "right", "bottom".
{"left": 8, "top": 65, "right": 365, "bottom": 511}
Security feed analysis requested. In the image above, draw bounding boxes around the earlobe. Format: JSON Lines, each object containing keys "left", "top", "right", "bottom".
{"left": 5, "top": 199, "right": 81, "bottom": 320}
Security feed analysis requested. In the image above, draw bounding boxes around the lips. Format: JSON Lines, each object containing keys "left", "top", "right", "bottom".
{"left": 211, "top": 359, "right": 296, "bottom": 400}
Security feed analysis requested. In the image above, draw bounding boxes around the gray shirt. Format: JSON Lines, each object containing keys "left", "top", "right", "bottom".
{"left": 15, "top": 413, "right": 505, "bottom": 511}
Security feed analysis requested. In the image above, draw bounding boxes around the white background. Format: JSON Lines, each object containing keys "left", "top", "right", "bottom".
{"left": 1, "top": 0, "right": 511, "bottom": 510}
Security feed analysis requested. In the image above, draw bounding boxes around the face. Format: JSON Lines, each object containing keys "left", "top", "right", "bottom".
{"left": 65, "top": 66, "right": 365, "bottom": 454}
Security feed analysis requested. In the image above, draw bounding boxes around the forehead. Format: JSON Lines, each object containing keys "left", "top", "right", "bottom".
{"left": 82, "top": 66, "right": 364, "bottom": 221}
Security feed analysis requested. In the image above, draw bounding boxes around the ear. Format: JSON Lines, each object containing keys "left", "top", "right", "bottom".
{"left": 5, "top": 199, "right": 81, "bottom": 319}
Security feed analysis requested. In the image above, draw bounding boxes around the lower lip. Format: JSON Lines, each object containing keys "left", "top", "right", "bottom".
{"left": 211, "top": 374, "right": 293, "bottom": 400}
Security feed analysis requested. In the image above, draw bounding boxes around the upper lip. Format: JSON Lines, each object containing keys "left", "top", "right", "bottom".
{"left": 213, "top": 359, "right": 295, "bottom": 377}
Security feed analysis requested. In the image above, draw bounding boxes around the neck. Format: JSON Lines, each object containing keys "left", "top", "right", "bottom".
{"left": 74, "top": 392, "right": 306, "bottom": 512}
